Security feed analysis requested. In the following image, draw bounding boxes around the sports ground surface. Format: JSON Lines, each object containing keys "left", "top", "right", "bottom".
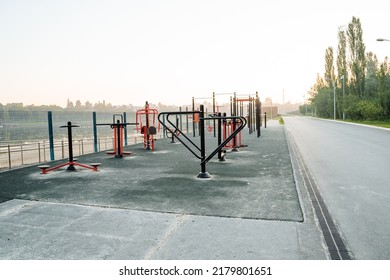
{"left": 0, "top": 120, "right": 329, "bottom": 259}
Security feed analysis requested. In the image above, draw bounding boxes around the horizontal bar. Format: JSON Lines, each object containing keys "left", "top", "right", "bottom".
{"left": 193, "top": 97, "right": 213, "bottom": 100}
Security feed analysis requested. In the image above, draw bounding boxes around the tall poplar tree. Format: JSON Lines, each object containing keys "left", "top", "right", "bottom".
{"left": 324, "top": 46, "right": 335, "bottom": 87}
{"left": 347, "top": 17, "right": 366, "bottom": 98}
{"left": 336, "top": 28, "right": 347, "bottom": 90}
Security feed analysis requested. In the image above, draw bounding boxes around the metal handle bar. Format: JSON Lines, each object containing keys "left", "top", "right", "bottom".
{"left": 201, "top": 116, "right": 246, "bottom": 164}
{"left": 158, "top": 112, "right": 247, "bottom": 163}
{"left": 158, "top": 111, "right": 202, "bottom": 159}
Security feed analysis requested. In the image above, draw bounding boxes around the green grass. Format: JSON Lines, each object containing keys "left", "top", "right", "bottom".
{"left": 343, "top": 119, "right": 390, "bottom": 129}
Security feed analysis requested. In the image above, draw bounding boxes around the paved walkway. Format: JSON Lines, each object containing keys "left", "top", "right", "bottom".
{"left": 0, "top": 120, "right": 327, "bottom": 259}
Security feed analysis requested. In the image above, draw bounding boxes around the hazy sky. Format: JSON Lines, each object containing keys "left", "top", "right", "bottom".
{"left": 0, "top": 0, "right": 389, "bottom": 107}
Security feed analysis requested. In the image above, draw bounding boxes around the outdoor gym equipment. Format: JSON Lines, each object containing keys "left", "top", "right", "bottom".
{"left": 223, "top": 116, "right": 247, "bottom": 151}
{"left": 38, "top": 121, "right": 101, "bottom": 174}
{"left": 192, "top": 92, "right": 262, "bottom": 138}
{"left": 165, "top": 116, "right": 180, "bottom": 143}
{"left": 136, "top": 101, "right": 160, "bottom": 150}
{"left": 158, "top": 105, "right": 246, "bottom": 178}
{"left": 97, "top": 114, "right": 138, "bottom": 158}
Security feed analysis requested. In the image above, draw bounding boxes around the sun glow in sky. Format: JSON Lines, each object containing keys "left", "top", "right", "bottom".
{"left": 0, "top": 0, "right": 389, "bottom": 107}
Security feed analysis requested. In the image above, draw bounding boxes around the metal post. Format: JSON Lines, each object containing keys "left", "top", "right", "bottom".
{"left": 43, "top": 141, "right": 46, "bottom": 161}
{"left": 179, "top": 107, "right": 183, "bottom": 132}
{"left": 248, "top": 97, "right": 252, "bottom": 134}
{"left": 217, "top": 112, "right": 226, "bottom": 161}
{"left": 48, "top": 111, "right": 55, "bottom": 160}
{"left": 8, "top": 144, "right": 11, "bottom": 169}
{"left": 342, "top": 75, "right": 345, "bottom": 120}
{"left": 116, "top": 120, "right": 122, "bottom": 158}
{"left": 186, "top": 107, "right": 189, "bottom": 134}
{"left": 67, "top": 121, "right": 76, "bottom": 171}
{"left": 145, "top": 101, "right": 151, "bottom": 150}
{"left": 20, "top": 141, "right": 24, "bottom": 165}
{"left": 162, "top": 113, "right": 166, "bottom": 139}
{"left": 333, "top": 83, "right": 336, "bottom": 120}
{"left": 93, "top": 112, "right": 98, "bottom": 153}
{"left": 192, "top": 97, "right": 196, "bottom": 137}
{"left": 256, "top": 96, "right": 261, "bottom": 137}
{"left": 38, "top": 142, "right": 41, "bottom": 163}
{"left": 264, "top": 112, "right": 267, "bottom": 128}
{"left": 197, "top": 105, "right": 210, "bottom": 178}
{"left": 123, "top": 112, "right": 128, "bottom": 146}
{"left": 213, "top": 92, "right": 216, "bottom": 137}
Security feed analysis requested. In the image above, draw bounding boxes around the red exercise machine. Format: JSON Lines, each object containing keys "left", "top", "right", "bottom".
{"left": 136, "top": 101, "right": 160, "bottom": 150}
{"left": 97, "top": 114, "right": 137, "bottom": 158}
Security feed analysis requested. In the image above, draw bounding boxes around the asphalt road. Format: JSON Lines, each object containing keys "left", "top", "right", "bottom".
{"left": 285, "top": 116, "right": 390, "bottom": 259}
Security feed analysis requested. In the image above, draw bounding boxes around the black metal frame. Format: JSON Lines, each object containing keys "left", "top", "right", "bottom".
{"left": 158, "top": 104, "right": 246, "bottom": 178}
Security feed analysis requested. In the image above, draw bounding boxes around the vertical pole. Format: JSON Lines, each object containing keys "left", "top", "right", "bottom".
{"left": 179, "top": 107, "right": 183, "bottom": 132}
{"left": 145, "top": 101, "right": 151, "bottom": 150}
{"left": 223, "top": 113, "right": 227, "bottom": 143}
{"left": 38, "top": 142, "right": 41, "bottom": 163}
{"left": 217, "top": 112, "right": 226, "bottom": 161}
{"left": 197, "top": 105, "right": 210, "bottom": 178}
{"left": 230, "top": 96, "right": 233, "bottom": 116}
{"left": 123, "top": 112, "right": 128, "bottom": 146}
{"left": 252, "top": 97, "right": 256, "bottom": 132}
{"left": 232, "top": 93, "right": 238, "bottom": 151}
{"left": 20, "top": 142, "right": 24, "bottom": 165}
{"left": 67, "top": 121, "right": 76, "bottom": 171}
{"left": 256, "top": 95, "right": 261, "bottom": 138}
{"left": 93, "top": 112, "right": 98, "bottom": 153}
{"left": 43, "top": 141, "right": 46, "bottom": 161}
{"left": 233, "top": 92, "right": 237, "bottom": 116}
{"left": 48, "top": 111, "right": 55, "bottom": 161}
{"left": 213, "top": 92, "right": 216, "bottom": 137}
{"left": 116, "top": 121, "right": 122, "bottom": 158}
{"left": 162, "top": 113, "right": 166, "bottom": 139}
{"left": 8, "top": 144, "right": 11, "bottom": 169}
{"left": 192, "top": 97, "right": 195, "bottom": 137}
{"left": 333, "top": 83, "right": 336, "bottom": 120}
{"left": 186, "top": 107, "right": 189, "bottom": 134}
{"left": 248, "top": 98, "right": 252, "bottom": 134}
{"left": 264, "top": 112, "right": 267, "bottom": 128}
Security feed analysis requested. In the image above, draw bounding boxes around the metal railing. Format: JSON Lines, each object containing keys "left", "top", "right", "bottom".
{"left": 0, "top": 135, "right": 144, "bottom": 170}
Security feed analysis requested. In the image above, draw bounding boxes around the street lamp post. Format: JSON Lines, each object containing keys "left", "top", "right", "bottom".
{"left": 333, "top": 82, "right": 336, "bottom": 120}
{"left": 341, "top": 75, "right": 345, "bottom": 120}
{"left": 326, "top": 78, "right": 336, "bottom": 120}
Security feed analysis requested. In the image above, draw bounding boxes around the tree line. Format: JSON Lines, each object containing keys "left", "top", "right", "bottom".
{"left": 302, "top": 16, "right": 390, "bottom": 120}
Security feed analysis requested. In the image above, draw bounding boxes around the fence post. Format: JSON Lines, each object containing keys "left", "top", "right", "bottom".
{"left": 48, "top": 111, "right": 55, "bottom": 161}
{"left": 20, "top": 141, "right": 24, "bottom": 165}
{"left": 8, "top": 144, "right": 11, "bottom": 169}
{"left": 43, "top": 141, "right": 46, "bottom": 162}
{"left": 38, "top": 142, "right": 41, "bottom": 163}
{"left": 81, "top": 139, "right": 84, "bottom": 155}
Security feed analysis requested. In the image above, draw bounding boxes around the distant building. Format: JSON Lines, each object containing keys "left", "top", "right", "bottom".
{"left": 261, "top": 106, "right": 278, "bottom": 119}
